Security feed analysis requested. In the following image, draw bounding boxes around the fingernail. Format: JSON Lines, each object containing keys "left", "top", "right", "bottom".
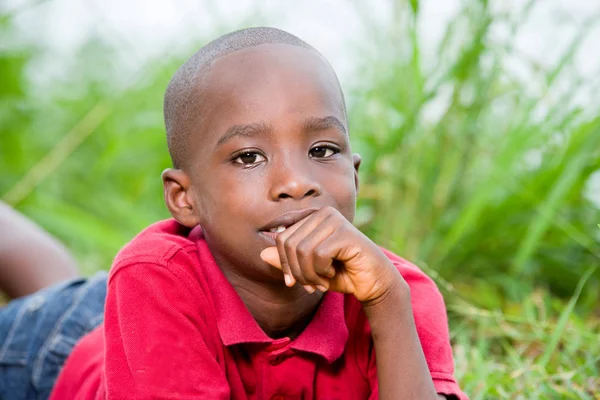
{"left": 284, "top": 274, "right": 293, "bottom": 287}
{"left": 316, "top": 285, "right": 328, "bottom": 292}
{"left": 303, "top": 285, "right": 316, "bottom": 293}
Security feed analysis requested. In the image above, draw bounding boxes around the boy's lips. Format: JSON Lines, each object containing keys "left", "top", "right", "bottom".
{"left": 259, "top": 208, "right": 318, "bottom": 242}
{"left": 259, "top": 230, "right": 283, "bottom": 244}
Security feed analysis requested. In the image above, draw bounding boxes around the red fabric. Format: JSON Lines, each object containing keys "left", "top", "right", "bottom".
{"left": 50, "top": 219, "right": 468, "bottom": 400}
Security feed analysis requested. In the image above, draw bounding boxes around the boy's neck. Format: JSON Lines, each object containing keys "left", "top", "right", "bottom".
{"left": 221, "top": 268, "right": 324, "bottom": 340}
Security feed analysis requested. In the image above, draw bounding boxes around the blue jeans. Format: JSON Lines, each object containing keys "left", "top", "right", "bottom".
{"left": 0, "top": 272, "right": 107, "bottom": 400}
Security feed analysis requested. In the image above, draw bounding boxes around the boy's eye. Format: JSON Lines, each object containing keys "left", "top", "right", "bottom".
{"left": 309, "top": 146, "right": 338, "bottom": 158}
{"left": 233, "top": 152, "right": 266, "bottom": 165}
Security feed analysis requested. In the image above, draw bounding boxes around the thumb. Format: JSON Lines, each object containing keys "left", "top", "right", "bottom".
{"left": 260, "top": 246, "right": 282, "bottom": 269}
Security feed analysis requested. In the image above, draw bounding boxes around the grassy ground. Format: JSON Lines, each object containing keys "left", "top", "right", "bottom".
{"left": 444, "top": 271, "right": 599, "bottom": 398}
{"left": 1, "top": 1, "right": 599, "bottom": 398}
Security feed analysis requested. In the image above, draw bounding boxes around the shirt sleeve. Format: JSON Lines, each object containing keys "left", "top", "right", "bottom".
{"left": 103, "top": 251, "right": 230, "bottom": 400}
{"left": 368, "top": 253, "right": 469, "bottom": 400}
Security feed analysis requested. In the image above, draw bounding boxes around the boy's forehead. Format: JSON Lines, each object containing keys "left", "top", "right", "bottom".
{"left": 192, "top": 43, "right": 346, "bottom": 147}
{"left": 205, "top": 43, "right": 338, "bottom": 85}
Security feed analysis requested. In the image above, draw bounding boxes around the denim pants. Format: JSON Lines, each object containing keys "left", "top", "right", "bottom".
{"left": 0, "top": 272, "right": 107, "bottom": 400}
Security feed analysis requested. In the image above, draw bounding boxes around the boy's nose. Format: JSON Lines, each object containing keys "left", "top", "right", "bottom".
{"left": 269, "top": 158, "right": 322, "bottom": 201}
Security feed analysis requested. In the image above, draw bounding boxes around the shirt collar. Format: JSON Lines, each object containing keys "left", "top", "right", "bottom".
{"left": 290, "top": 291, "right": 348, "bottom": 363}
{"left": 191, "top": 226, "right": 348, "bottom": 363}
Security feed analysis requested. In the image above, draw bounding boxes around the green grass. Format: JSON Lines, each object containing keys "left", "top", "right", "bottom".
{"left": 349, "top": 1, "right": 600, "bottom": 302}
{"left": 446, "top": 269, "right": 599, "bottom": 399}
{"left": 1, "top": 0, "right": 599, "bottom": 398}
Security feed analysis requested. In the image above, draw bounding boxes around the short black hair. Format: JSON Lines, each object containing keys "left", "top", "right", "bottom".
{"left": 163, "top": 26, "right": 345, "bottom": 169}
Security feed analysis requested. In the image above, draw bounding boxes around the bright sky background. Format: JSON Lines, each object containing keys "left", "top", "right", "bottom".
{"left": 5, "top": 0, "right": 600, "bottom": 88}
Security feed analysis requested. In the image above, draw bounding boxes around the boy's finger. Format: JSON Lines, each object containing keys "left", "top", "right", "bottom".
{"left": 274, "top": 211, "right": 320, "bottom": 287}
{"left": 260, "top": 247, "right": 281, "bottom": 269}
{"left": 295, "top": 214, "right": 338, "bottom": 288}
{"left": 261, "top": 246, "right": 295, "bottom": 287}
{"left": 278, "top": 248, "right": 295, "bottom": 287}
{"left": 312, "top": 233, "right": 358, "bottom": 295}
{"left": 277, "top": 209, "right": 333, "bottom": 288}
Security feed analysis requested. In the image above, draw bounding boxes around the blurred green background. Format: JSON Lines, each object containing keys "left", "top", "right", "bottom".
{"left": 1, "top": 0, "right": 599, "bottom": 398}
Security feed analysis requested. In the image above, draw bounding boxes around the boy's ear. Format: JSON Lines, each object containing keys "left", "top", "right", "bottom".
{"left": 352, "top": 153, "right": 362, "bottom": 192}
{"left": 161, "top": 168, "right": 201, "bottom": 228}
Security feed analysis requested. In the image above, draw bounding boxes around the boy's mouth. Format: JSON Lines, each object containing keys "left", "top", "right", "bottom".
{"left": 258, "top": 208, "right": 318, "bottom": 244}
{"left": 268, "top": 225, "right": 287, "bottom": 233}
{"left": 260, "top": 226, "right": 287, "bottom": 242}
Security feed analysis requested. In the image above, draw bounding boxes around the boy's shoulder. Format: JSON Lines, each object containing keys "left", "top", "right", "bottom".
{"left": 111, "top": 219, "right": 196, "bottom": 271}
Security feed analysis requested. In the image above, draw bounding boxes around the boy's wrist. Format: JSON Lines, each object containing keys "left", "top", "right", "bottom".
{"left": 360, "top": 272, "right": 413, "bottom": 334}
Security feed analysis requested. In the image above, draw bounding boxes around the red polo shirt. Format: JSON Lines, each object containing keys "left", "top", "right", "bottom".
{"left": 50, "top": 220, "right": 467, "bottom": 399}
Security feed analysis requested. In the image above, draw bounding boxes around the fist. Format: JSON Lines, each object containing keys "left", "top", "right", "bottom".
{"left": 260, "top": 207, "right": 403, "bottom": 303}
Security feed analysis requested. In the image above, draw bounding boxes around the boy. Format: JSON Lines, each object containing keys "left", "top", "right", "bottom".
{"left": 0, "top": 27, "right": 467, "bottom": 399}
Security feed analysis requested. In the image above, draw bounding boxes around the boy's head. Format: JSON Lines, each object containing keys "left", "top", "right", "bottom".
{"left": 161, "top": 27, "right": 361, "bottom": 280}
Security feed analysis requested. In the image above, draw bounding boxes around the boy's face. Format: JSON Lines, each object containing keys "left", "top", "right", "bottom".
{"left": 165, "top": 44, "right": 360, "bottom": 281}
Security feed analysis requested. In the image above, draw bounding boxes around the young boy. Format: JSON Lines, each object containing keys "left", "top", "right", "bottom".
{"left": 0, "top": 27, "right": 467, "bottom": 399}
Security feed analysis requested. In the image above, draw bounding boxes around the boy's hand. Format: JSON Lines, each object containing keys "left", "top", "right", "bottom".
{"left": 260, "top": 207, "right": 407, "bottom": 303}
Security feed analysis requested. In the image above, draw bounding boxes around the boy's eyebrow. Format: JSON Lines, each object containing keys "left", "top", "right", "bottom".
{"left": 215, "top": 116, "right": 346, "bottom": 148}
{"left": 302, "top": 115, "right": 347, "bottom": 136}
{"left": 216, "top": 122, "right": 271, "bottom": 147}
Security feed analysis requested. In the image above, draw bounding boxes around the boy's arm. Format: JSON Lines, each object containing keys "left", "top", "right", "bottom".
{"left": 0, "top": 201, "right": 79, "bottom": 298}
{"left": 374, "top": 252, "right": 467, "bottom": 400}
{"left": 362, "top": 275, "right": 440, "bottom": 399}
{"left": 363, "top": 275, "right": 460, "bottom": 399}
